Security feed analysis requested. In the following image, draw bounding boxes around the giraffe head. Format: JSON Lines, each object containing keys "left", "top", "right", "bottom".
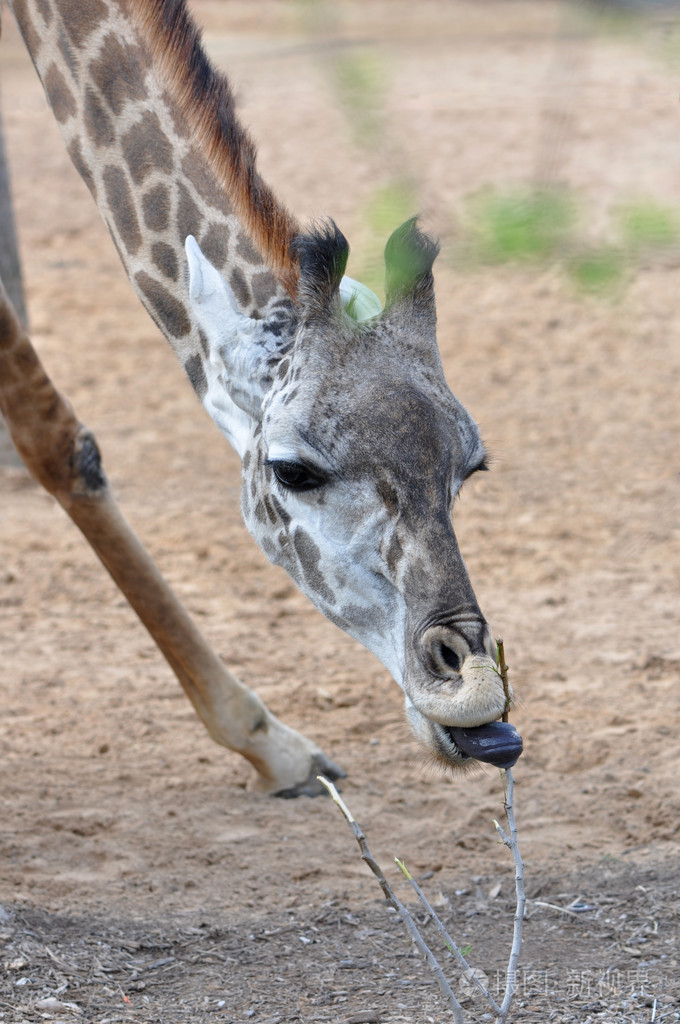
{"left": 186, "top": 219, "right": 521, "bottom": 771}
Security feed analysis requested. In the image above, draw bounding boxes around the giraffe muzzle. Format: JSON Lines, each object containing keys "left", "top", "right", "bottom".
{"left": 406, "top": 619, "right": 524, "bottom": 765}
{"left": 408, "top": 651, "right": 510, "bottom": 728}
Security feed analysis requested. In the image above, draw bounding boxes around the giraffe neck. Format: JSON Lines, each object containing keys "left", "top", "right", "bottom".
{"left": 7, "top": 0, "right": 298, "bottom": 389}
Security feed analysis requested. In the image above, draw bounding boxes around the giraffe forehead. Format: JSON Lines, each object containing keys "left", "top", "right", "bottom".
{"left": 264, "top": 371, "right": 477, "bottom": 476}
{"left": 271, "top": 325, "right": 449, "bottom": 415}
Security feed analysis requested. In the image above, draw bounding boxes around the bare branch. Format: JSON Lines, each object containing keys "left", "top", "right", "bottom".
{"left": 497, "top": 768, "right": 525, "bottom": 1022}
{"left": 496, "top": 637, "right": 511, "bottom": 722}
{"left": 394, "top": 858, "right": 502, "bottom": 1015}
{"left": 317, "top": 777, "right": 465, "bottom": 1023}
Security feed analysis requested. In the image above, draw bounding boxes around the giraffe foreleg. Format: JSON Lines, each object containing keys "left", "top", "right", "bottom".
{"left": 0, "top": 281, "right": 344, "bottom": 796}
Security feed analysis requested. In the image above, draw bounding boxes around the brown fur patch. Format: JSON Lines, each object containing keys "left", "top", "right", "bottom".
{"left": 84, "top": 87, "right": 114, "bottom": 148}
{"left": 229, "top": 267, "right": 251, "bottom": 309}
{"left": 176, "top": 183, "right": 203, "bottom": 247}
{"left": 0, "top": 297, "right": 20, "bottom": 352}
{"left": 183, "top": 353, "right": 207, "bottom": 398}
{"left": 12, "top": 0, "right": 42, "bottom": 59}
{"left": 236, "top": 234, "right": 264, "bottom": 266}
{"left": 56, "top": 33, "right": 78, "bottom": 81}
{"left": 60, "top": 0, "right": 108, "bottom": 49}
{"left": 270, "top": 495, "right": 291, "bottom": 528}
{"left": 135, "top": 271, "right": 191, "bottom": 339}
{"left": 199, "top": 223, "right": 230, "bottom": 270}
{"left": 292, "top": 529, "right": 336, "bottom": 605}
{"left": 180, "top": 148, "right": 231, "bottom": 217}
{"left": 151, "top": 242, "right": 179, "bottom": 281}
{"left": 263, "top": 496, "right": 277, "bottom": 525}
{"left": 160, "top": 89, "right": 191, "bottom": 140}
{"left": 122, "top": 110, "right": 174, "bottom": 185}
{"left": 33, "top": 0, "right": 54, "bottom": 25}
{"left": 251, "top": 270, "right": 279, "bottom": 309}
{"left": 90, "top": 33, "right": 149, "bottom": 116}
{"left": 103, "top": 166, "right": 142, "bottom": 255}
{"left": 142, "top": 183, "right": 171, "bottom": 232}
{"left": 44, "top": 63, "right": 77, "bottom": 123}
{"left": 131, "top": 0, "right": 300, "bottom": 297}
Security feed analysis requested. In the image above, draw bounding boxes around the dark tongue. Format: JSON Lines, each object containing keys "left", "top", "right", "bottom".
{"left": 447, "top": 721, "right": 523, "bottom": 768}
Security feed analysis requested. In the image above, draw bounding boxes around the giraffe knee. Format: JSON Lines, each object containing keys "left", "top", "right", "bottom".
{"left": 71, "top": 428, "right": 107, "bottom": 494}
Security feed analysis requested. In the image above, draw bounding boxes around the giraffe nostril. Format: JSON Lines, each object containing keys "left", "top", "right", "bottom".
{"left": 419, "top": 625, "right": 471, "bottom": 677}
{"left": 439, "top": 643, "right": 461, "bottom": 674}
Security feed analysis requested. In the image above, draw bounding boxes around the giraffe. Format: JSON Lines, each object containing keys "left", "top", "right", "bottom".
{"left": 0, "top": 0, "right": 523, "bottom": 793}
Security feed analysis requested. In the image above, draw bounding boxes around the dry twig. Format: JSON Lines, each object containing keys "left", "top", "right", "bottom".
{"left": 315, "top": 781, "right": 465, "bottom": 1023}
{"left": 492, "top": 768, "right": 525, "bottom": 1020}
{"left": 319, "top": 769, "right": 525, "bottom": 1023}
{"left": 496, "top": 637, "right": 511, "bottom": 722}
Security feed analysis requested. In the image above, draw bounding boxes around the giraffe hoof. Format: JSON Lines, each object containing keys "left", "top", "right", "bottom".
{"left": 446, "top": 721, "right": 523, "bottom": 769}
{"left": 273, "top": 753, "right": 347, "bottom": 799}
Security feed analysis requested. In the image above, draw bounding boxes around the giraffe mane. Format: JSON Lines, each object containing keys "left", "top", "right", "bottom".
{"left": 132, "top": 0, "right": 301, "bottom": 298}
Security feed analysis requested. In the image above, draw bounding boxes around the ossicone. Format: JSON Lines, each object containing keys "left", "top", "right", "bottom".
{"left": 290, "top": 220, "right": 350, "bottom": 317}
{"left": 384, "top": 218, "right": 439, "bottom": 308}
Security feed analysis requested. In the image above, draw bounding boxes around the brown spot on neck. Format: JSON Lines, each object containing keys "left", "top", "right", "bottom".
{"left": 67, "top": 139, "right": 97, "bottom": 197}
{"left": 176, "top": 183, "right": 203, "bottom": 246}
{"left": 44, "top": 63, "right": 77, "bottom": 123}
{"left": 135, "top": 271, "right": 191, "bottom": 339}
{"left": 84, "top": 87, "right": 115, "bottom": 148}
{"left": 142, "top": 183, "right": 171, "bottom": 232}
{"left": 60, "top": 0, "right": 108, "bottom": 50}
{"left": 103, "top": 165, "right": 142, "bottom": 255}
{"left": 122, "top": 110, "right": 174, "bottom": 185}
{"left": 33, "top": 0, "right": 54, "bottom": 25}
{"left": 12, "top": 0, "right": 43, "bottom": 59}
{"left": 89, "top": 33, "right": 149, "bottom": 115}
{"left": 151, "top": 242, "right": 179, "bottom": 281}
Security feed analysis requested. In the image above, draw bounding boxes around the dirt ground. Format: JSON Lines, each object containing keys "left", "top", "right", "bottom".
{"left": 2, "top": 2, "right": 680, "bottom": 1022}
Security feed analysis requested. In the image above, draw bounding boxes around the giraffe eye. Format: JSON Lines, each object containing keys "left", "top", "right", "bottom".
{"left": 267, "top": 459, "right": 325, "bottom": 491}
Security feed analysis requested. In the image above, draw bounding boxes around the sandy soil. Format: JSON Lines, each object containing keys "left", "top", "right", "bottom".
{"left": 1, "top": 2, "right": 680, "bottom": 1021}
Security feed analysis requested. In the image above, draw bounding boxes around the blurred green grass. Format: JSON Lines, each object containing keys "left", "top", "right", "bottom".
{"left": 457, "top": 188, "right": 679, "bottom": 297}
{"left": 617, "top": 199, "right": 680, "bottom": 250}
{"left": 566, "top": 246, "right": 626, "bottom": 295}
{"left": 464, "top": 189, "right": 576, "bottom": 266}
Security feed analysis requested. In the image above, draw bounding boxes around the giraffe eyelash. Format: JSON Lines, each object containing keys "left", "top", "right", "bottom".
{"left": 266, "top": 458, "right": 328, "bottom": 491}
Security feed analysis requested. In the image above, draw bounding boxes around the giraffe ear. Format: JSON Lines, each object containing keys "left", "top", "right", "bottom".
{"left": 291, "top": 221, "right": 349, "bottom": 320}
{"left": 186, "top": 234, "right": 259, "bottom": 343}
{"left": 383, "top": 218, "right": 439, "bottom": 322}
{"left": 185, "top": 236, "right": 289, "bottom": 451}
{"left": 339, "top": 276, "right": 383, "bottom": 322}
